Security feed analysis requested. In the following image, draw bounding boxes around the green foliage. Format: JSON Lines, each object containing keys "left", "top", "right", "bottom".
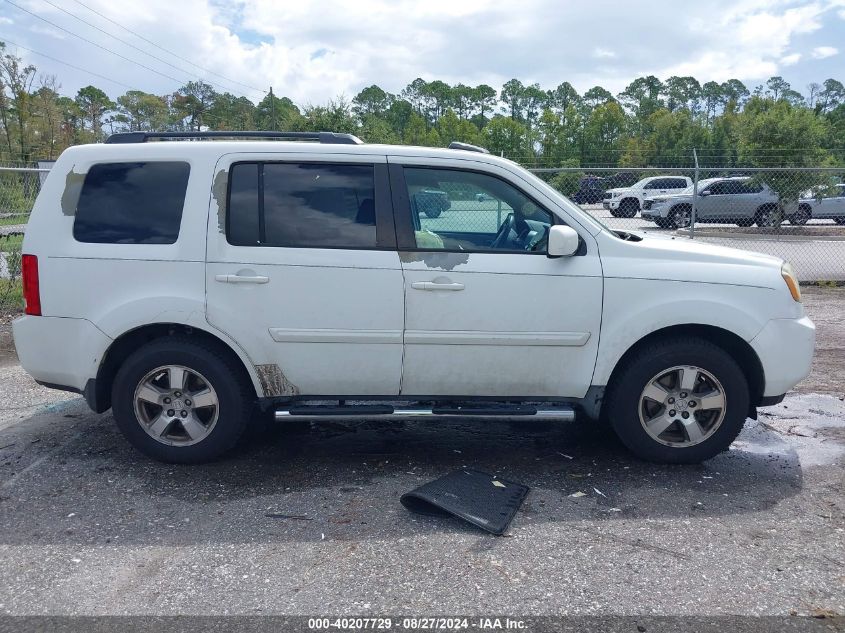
{"left": 0, "top": 37, "right": 843, "bottom": 168}
{"left": 0, "top": 234, "right": 22, "bottom": 312}
{"left": 548, "top": 160, "right": 583, "bottom": 196}
{"left": 737, "top": 97, "right": 833, "bottom": 226}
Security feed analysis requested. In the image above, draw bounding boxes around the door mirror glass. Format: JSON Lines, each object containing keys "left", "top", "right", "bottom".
{"left": 547, "top": 225, "right": 579, "bottom": 257}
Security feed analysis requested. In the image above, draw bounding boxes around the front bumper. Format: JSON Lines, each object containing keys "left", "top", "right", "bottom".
{"left": 749, "top": 316, "right": 816, "bottom": 397}
{"left": 602, "top": 199, "right": 619, "bottom": 210}
{"left": 642, "top": 206, "right": 669, "bottom": 220}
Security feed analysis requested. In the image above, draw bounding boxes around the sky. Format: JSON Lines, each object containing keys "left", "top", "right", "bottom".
{"left": 1, "top": 0, "right": 844, "bottom": 107}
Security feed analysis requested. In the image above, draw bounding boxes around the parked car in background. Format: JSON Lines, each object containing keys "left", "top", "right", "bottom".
{"left": 411, "top": 188, "right": 451, "bottom": 218}
{"left": 643, "top": 177, "right": 799, "bottom": 229}
{"left": 571, "top": 175, "right": 605, "bottom": 204}
{"left": 799, "top": 183, "right": 845, "bottom": 225}
{"left": 603, "top": 176, "right": 692, "bottom": 218}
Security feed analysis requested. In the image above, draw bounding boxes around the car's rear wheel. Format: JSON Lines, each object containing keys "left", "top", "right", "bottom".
{"left": 423, "top": 207, "right": 442, "bottom": 219}
{"left": 735, "top": 219, "right": 754, "bottom": 227}
{"left": 619, "top": 198, "right": 639, "bottom": 218}
{"left": 112, "top": 337, "right": 253, "bottom": 463}
{"left": 604, "top": 338, "right": 749, "bottom": 463}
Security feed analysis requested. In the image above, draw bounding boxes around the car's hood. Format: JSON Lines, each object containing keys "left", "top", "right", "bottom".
{"left": 603, "top": 230, "right": 785, "bottom": 289}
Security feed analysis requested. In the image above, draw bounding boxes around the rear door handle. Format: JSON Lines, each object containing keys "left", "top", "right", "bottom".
{"left": 411, "top": 281, "right": 465, "bottom": 291}
{"left": 215, "top": 274, "right": 270, "bottom": 284}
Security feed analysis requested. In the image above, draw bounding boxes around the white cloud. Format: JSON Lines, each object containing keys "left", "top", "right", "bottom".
{"left": 811, "top": 45, "right": 839, "bottom": 58}
{"left": 2, "top": 0, "right": 843, "bottom": 104}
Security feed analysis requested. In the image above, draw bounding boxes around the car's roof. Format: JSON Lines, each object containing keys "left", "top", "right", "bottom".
{"left": 59, "top": 140, "right": 519, "bottom": 169}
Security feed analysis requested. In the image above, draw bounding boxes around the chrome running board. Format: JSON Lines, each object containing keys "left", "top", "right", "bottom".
{"left": 274, "top": 404, "right": 576, "bottom": 423}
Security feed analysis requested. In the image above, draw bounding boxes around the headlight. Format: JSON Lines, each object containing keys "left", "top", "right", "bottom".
{"left": 781, "top": 262, "right": 801, "bottom": 302}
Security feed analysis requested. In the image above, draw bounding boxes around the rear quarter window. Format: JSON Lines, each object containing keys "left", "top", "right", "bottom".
{"left": 73, "top": 162, "right": 190, "bottom": 244}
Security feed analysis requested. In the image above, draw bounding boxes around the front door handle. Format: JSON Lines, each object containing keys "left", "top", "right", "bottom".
{"left": 411, "top": 281, "right": 465, "bottom": 291}
{"left": 215, "top": 274, "right": 270, "bottom": 284}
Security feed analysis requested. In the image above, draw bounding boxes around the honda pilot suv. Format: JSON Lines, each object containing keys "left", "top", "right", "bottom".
{"left": 13, "top": 131, "right": 815, "bottom": 464}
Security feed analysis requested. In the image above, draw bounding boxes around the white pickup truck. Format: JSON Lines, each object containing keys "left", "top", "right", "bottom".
{"left": 13, "top": 131, "right": 814, "bottom": 465}
{"left": 603, "top": 176, "right": 692, "bottom": 217}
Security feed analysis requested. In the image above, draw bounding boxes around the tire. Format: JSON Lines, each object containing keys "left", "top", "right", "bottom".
{"left": 604, "top": 337, "right": 749, "bottom": 464}
{"left": 735, "top": 219, "right": 754, "bottom": 227}
{"left": 668, "top": 205, "right": 691, "bottom": 229}
{"left": 654, "top": 218, "right": 672, "bottom": 229}
{"left": 609, "top": 207, "right": 621, "bottom": 218}
{"left": 755, "top": 206, "right": 776, "bottom": 228}
{"left": 619, "top": 198, "right": 639, "bottom": 218}
{"left": 835, "top": 218, "right": 845, "bottom": 226}
{"left": 788, "top": 206, "right": 810, "bottom": 226}
{"left": 112, "top": 337, "right": 254, "bottom": 463}
{"left": 424, "top": 207, "right": 442, "bottom": 219}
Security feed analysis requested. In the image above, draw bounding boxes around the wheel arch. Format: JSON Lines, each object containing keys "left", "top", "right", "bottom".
{"left": 89, "top": 323, "right": 262, "bottom": 413}
{"left": 601, "top": 324, "right": 765, "bottom": 415}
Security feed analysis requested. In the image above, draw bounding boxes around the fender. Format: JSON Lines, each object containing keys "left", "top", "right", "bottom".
{"left": 94, "top": 295, "right": 264, "bottom": 398}
{"left": 592, "top": 278, "right": 776, "bottom": 387}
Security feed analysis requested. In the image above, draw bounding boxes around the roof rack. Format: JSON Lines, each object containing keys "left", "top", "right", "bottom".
{"left": 104, "top": 131, "right": 364, "bottom": 145}
{"left": 448, "top": 141, "right": 490, "bottom": 154}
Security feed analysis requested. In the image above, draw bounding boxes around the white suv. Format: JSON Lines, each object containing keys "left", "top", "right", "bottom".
{"left": 13, "top": 131, "right": 815, "bottom": 464}
{"left": 603, "top": 176, "right": 692, "bottom": 218}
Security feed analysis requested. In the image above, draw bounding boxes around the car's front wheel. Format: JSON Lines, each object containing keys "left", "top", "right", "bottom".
{"left": 789, "top": 206, "right": 811, "bottom": 225}
{"left": 669, "top": 205, "right": 691, "bottom": 229}
{"left": 112, "top": 337, "right": 253, "bottom": 463}
{"left": 604, "top": 337, "right": 749, "bottom": 463}
{"left": 618, "top": 198, "right": 639, "bottom": 218}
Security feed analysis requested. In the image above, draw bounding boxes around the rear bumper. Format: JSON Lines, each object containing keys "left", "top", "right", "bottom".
{"left": 749, "top": 316, "right": 816, "bottom": 397}
{"left": 12, "top": 316, "right": 112, "bottom": 393}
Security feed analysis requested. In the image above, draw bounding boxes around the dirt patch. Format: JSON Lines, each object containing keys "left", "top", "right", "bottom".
{"left": 795, "top": 285, "right": 845, "bottom": 396}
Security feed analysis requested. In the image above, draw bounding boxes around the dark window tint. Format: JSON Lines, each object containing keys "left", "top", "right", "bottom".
{"left": 643, "top": 180, "right": 661, "bottom": 189}
{"left": 668, "top": 178, "right": 688, "bottom": 188}
{"left": 227, "top": 163, "right": 260, "bottom": 245}
{"left": 73, "top": 162, "right": 190, "bottom": 244}
{"left": 227, "top": 162, "right": 377, "bottom": 248}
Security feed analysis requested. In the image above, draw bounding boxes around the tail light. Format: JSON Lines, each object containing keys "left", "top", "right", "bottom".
{"left": 21, "top": 254, "right": 41, "bottom": 316}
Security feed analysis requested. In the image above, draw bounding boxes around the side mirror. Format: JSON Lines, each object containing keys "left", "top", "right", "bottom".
{"left": 699, "top": 190, "right": 710, "bottom": 197}
{"left": 547, "top": 225, "right": 580, "bottom": 257}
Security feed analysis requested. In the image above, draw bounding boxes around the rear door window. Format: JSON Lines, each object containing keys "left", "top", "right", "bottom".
{"left": 73, "top": 162, "right": 190, "bottom": 244}
{"left": 227, "top": 162, "right": 377, "bottom": 248}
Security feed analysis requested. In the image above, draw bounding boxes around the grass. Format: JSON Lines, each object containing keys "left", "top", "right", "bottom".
{"left": 0, "top": 215, "right": 28, "bottom": 227}
{"left": 0, "top": 280, "right": 22, "bottom": 314}
{"left": 1, "top": 234, "right": 23, "bottom": 249}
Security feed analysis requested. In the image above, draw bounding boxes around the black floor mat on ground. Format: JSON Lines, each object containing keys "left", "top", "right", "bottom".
{"left": 400, "top": 469, "right": 529, "bottom": 535}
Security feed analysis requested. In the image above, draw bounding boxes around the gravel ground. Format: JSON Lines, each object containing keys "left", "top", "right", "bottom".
{"left": 0, "top": 288, "right": 842, "bottom": 618}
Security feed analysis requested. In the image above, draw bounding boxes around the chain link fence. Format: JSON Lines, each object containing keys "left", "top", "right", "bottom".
{"left": 1, "top": 165, "right": 47, "bottom": 317}
{"left": 1, "top": 162, "right": 843, "bottom": 314}
{"left": 532, "top": 165, "right": 845, "bottom": 282}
